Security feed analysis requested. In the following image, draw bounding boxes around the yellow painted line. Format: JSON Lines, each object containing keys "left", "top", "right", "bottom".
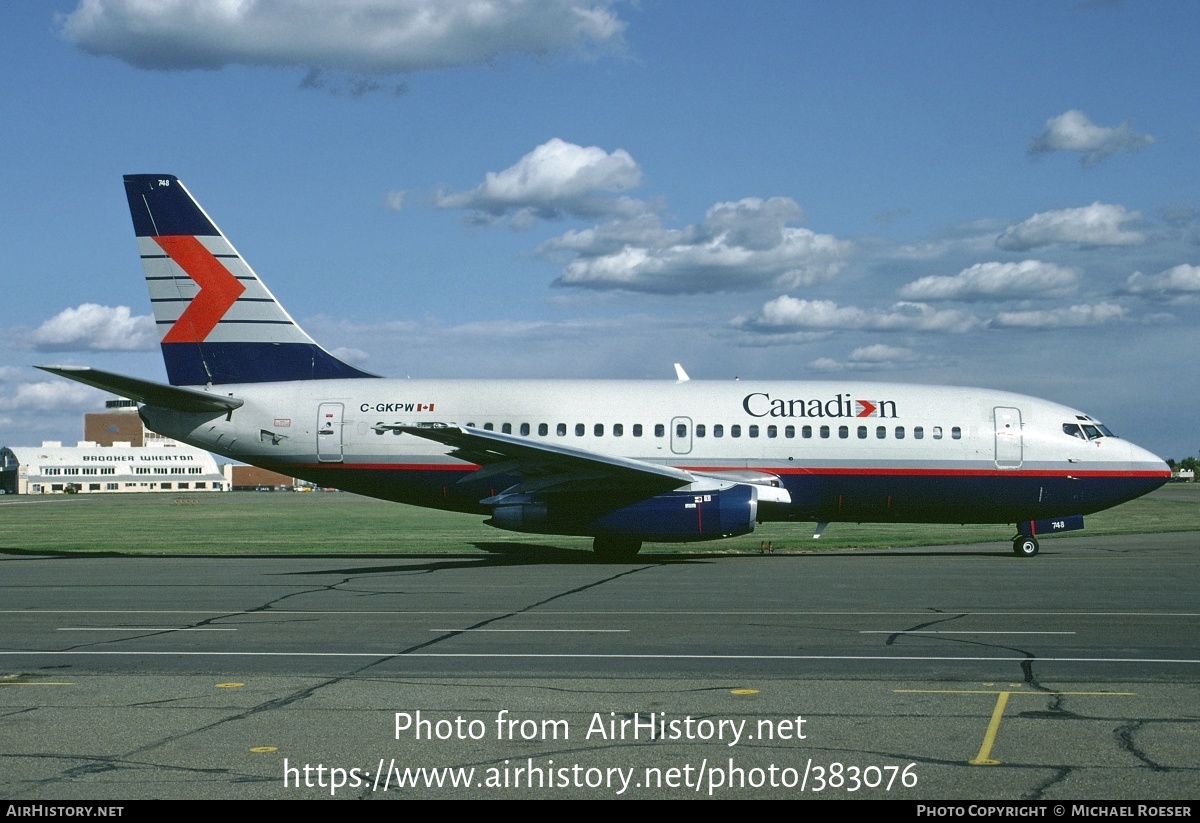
{"left": 895, "top": 689, "right": 1135, "bottom": 696}
{"left": 895, "top": 687, "right": 1135, "bottom": 767}
{"left": 216, "top": 682, "right": 245, "bottom": 688}
{"left": 730, "top": 689, "right": 759, "bottom": 695}
{"left": 969, "top": 691, "right": 1011, "bottom": 766}
{"left": 249, "top": 746, "right": 278, "bottom": 753}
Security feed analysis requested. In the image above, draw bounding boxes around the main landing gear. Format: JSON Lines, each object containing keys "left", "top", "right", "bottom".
{"left": 592, "top": 535, "right": 643, "bottom": 561}
{"left": 1011, "top": 535, "right": 1040, "bottom": 557}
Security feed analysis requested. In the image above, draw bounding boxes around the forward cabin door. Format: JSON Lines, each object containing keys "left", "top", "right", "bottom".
{"left": 317, "top": 403, "right": 344, "bottom": 463}
{"left": 993, "top": 406, "right": 1023, "bottom": 469}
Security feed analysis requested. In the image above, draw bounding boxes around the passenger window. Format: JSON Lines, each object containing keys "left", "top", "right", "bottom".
{"left": 595, "top": 424, "right": 604, "bottom": 437}
{"left": 484, "top": 423, "right": 494, "bottom": 431}
{"left": 749, "top": 425, "right": 759, "bottom": 438}
{"left": 502, "top": 423, "right": 512, "bottom": 434}
{"left": 655, "top": 424, "right": 665, "bottom": 437}
{"left": 932, "top": 426, "right": 942, "bottom": 440}
{"left": 731, "top": 425, "right": 742, "bottom": 438}
{"left": 876, "top": 426, "right": 886, "bottom": 439}
{"left": 557, "top": 423, "right": 566, "bottom": 436}
{"left": 575, "top": 423, "right": 585, "bottom": 436}
{"left": 614, "top": 424, "right": 623, "bottom": 437}
{"left": 838, "top": 425, "right": 848, "bottom": 439}
{"left": 895, "top": 426, "right": 905, "bottom": 439}
{"left": 820, "top": 425, "right": 830, "bottom": 439}
{"left": 857, "top": 426, "right": 867, "bottom": 439}
{"left": 696, "top": 424, "right": 706, "bottom": 437}
{"left": 951, "top": 427, "right": 962, "bottom": 440}
{"left": 767, "top": 425, "right": 777, "bottom": 438}
{"left": 914, "top": 426, "right": 924, "bottom": 440}
{"left": 785, "top": 425, "right": 795, "bottom": 439}
{"left": 802, "top": 425, "right": 812, "bottom": 439}
{"left": 676, "top": 423, "right": 687, "bottom": 438}
{"left": 519, "top": 423, "right": 530, "bottom": 436}
{"left": 538, "top": 423, "right": 548, "bottom": 436}
{"left": 714, "top": 424, "right": 724, "bottom": 438}
{"left": 633, "top": 424, "right": 643, "bottom": 437}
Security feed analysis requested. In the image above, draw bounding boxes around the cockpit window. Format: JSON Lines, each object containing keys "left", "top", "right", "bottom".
{"left": 1065, "top": 422, "right": 1115, "bottom": 440}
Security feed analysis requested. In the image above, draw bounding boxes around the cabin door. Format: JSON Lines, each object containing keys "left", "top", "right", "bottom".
{"left": 993, "top": 406, "right": 1023, "bottom": 469}
{"left": 670, "top": 416, "right": 693, "bottom": 455}
{"left": 317, "top": 403, "right": 344, "bottom": 463}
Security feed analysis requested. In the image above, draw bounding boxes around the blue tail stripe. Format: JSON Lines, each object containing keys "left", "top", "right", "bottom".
{"left": 124, "top": 175, "right": 219, "bottom": 237}
{"left": 163, "top": 342, "right": 375, "bottom": 385}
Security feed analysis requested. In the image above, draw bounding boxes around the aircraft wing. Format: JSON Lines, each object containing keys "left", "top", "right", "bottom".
{"left": 395, "top": 424, "right": 696, "bottom": 498}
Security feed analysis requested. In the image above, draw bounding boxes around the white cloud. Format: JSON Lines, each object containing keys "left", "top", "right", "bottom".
{"left": 0, "top": 380, "right": 99, "bottom": 412}
{"left": 435, "top": 138, "right": 644, "bottom": 226}
{"left": 990, "top": 302, "right": 1127, "bottom": 329}
{"left": 30, "top": 304, "right": 156, "bottom": 352}
{"left": 60, "top": 0, "right": 625, "bottom": 74}
{"left": 899, "top": 260, "right": 1079, "bottom": 301}
{"left": 382, "top": 190, "right": 406, "bottom": 211}
{"left": 1029, "top": 109, "right": 1154, "bottom": 166}
{"left": 548, "top": 197, "right": 853, "bottom": 294}
{"left": 849, "top": 344, "right": 912, "bottom": 362}
{"left": 996, "top": 202, "right": 1143, "bottom": 251}
{"left": 330, "top": 347, "right": 370, "bottom": 364}
{"left": 1122, "top": 264, "right": 1200, "bottom": 299}
{"left": 738, "top": 298, "right": 980, "bottom": 334}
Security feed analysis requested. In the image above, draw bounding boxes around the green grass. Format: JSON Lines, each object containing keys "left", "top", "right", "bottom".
{"left": 1, "top": 485, "right": 1197, "bottom": 556}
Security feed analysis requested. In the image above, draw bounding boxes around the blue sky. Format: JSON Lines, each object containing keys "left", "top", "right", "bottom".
{"left": 2, "top": 1, "right": 1197, "bottom": 459}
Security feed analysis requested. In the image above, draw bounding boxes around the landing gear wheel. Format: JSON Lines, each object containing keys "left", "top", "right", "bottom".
{"left": 1012, "top": 536, "right": 1039, "bottom": 557}
{"left": 592, "top": 536, "right": 643, "bottom": 561}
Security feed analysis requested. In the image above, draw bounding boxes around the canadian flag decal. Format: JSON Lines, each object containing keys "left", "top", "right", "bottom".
{"left": 155, "top": 235, "right": 246, "bottom": 343}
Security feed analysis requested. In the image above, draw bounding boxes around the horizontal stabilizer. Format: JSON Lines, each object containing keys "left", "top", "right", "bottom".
{"left": 36, "top": 366, "right": 243, "bottom": 414}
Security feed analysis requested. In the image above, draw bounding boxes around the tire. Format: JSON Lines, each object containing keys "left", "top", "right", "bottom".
{"left": 1012, "top": 536, "right": 1039, "bottom": 557}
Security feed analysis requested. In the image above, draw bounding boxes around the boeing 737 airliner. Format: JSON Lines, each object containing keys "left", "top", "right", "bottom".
{"left": 40, "top": 175, "right": 1170, "bottom": 558}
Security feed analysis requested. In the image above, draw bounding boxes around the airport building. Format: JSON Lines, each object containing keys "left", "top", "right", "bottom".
{"left": 0, "top": 440, "right": 226, "bottom": 495}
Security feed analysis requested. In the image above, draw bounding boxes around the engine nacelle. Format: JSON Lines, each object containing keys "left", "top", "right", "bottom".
{"left": 488, "top": 483, "right": 759, "bottom": 543}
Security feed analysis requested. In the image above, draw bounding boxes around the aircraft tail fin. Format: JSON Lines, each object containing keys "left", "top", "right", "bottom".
{"left": 123, "top": 174, "right": 375, "bottom": 386}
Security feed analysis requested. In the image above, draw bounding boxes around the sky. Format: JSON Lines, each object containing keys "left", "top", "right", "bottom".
{"left": 1, "top": 1, "right": 1197, "bottom": 460}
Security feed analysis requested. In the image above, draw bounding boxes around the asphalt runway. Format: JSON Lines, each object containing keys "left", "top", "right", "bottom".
{"left": 2, "top": 532, "right": 1197, "bottom": 800}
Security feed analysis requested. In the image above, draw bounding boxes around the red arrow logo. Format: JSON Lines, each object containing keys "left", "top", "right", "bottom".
{"left": 155, "top": 235, "right": 246, "bottom": 343}
{"left": 855, "top": 400, "right": 877, "bottom": 417}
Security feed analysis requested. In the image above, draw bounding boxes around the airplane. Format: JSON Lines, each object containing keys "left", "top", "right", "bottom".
{"left": 40, "top": 174, "right": 1171, "bottom": 559}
